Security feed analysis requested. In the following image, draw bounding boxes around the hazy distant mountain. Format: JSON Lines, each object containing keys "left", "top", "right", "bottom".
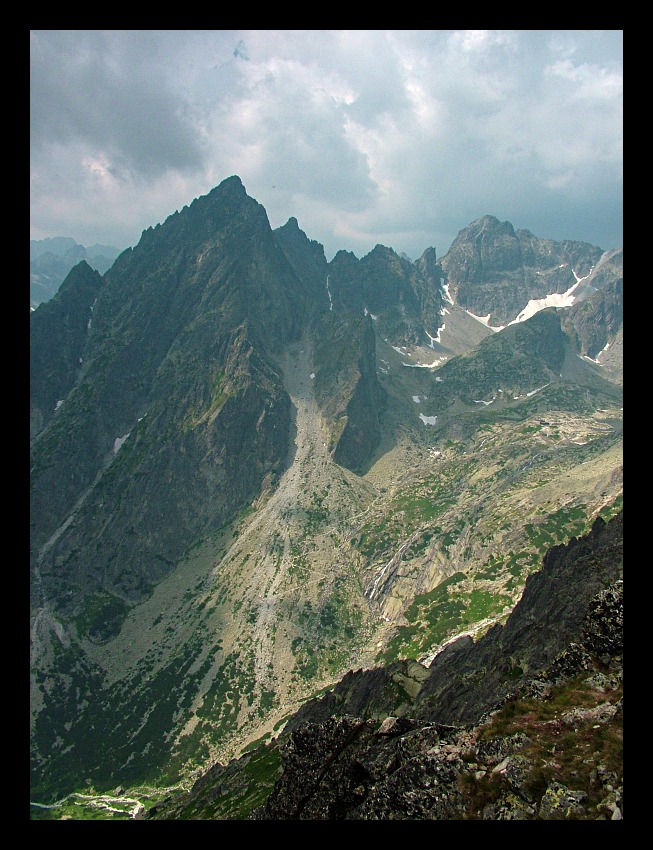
{"left": 30, "top": 238, "right": 122, "bottom": 309}
{"left": 30, "top": 176, "right": 622, "bottom": 815}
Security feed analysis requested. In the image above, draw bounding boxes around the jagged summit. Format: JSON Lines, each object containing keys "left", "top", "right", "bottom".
{"left": 203, "top": 173, "right": 247, "bottom": 199}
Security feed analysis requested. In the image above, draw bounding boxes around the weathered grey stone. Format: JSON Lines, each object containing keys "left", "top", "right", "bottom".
{"left": 538, "top": 782, "right": 588, "bottom": 819}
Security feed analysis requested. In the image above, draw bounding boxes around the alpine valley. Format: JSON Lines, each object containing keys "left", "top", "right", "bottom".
{"left": 30, "top": 176, "right": 623, "bottom": 820}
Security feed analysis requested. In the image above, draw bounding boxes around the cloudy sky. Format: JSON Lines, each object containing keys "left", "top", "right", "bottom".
{"left": 30, "top": 30, "right": 623, "bottom": 262}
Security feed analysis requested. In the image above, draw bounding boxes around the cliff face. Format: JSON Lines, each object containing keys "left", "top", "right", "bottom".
{"left": 312, "top": 311, "right": 387, "bottom": 472}
{"left": 30, "top": 260, "right": 104, "bottom": 439}
{"left": 563, "top": 258, "right": 623, "bottom": 362}
{"left": 274, "top": 216, "right": 330, "bottom": 313}
{"left": 326, "top": 244, "right": 445, "bottom": 347}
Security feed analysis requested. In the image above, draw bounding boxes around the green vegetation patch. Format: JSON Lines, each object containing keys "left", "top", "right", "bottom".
{"left": 379, "top": 573, "right": 466, "bottom": 663}
{"left": 177, "top": 744, "right": 283, "bottom": 820}
{"left": 456, "top": 589, "right": 510, "bottom": 624}
{"left": 73, "top": 593, "right": 130, "bottom": 643}
{"left": 525, "top": 504, "right": 589, "bottom": 552}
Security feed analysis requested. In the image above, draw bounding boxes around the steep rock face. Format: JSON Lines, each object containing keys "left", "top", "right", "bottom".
{"left": 414, "top": 245, "right": 446, "bottom": 337}
{"left": 359, "top": 245, "right": 421, "bottom": 315}
{"left": 35, "top": 327, "right": 291, "bottom": 617}
{"left": 564, "top": 268, "right": 623, "bottom": 361}
{"left": 30, "top": 260, "right": 104, "bottom": 439}
{"left": 325, "top": 250, "right": 365, "bottom": 313}
{"left": 441, "top": 216, "right": 605, "bottom": 327}
{"left": 312, "top": 312, "right": 387, "bottom": 471}
{"left": 326, "top": 244, "right": 444, "bottom": 346}
{"left": 274, "top": 216, "right": 330, "bottom": 314}
{"left": 30, "top": 176, "right": 308, "bottom": 618}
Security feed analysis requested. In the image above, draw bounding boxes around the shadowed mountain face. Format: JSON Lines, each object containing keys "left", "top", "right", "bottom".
{"left": 30, "top": 177, "right": 622, "bottom": 812}
{"left": 30, "top": 261, "right": 104, "bottom": 439}
{"left": 31, "top": 177, "right": 310, "bottom": 614}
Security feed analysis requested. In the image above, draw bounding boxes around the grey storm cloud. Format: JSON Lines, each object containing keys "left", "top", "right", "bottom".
{"left": 30, "top": 30, "right": 622, "bottom": 261}
{"left": 30, "top": 30, "right": 205, "bottom": 177}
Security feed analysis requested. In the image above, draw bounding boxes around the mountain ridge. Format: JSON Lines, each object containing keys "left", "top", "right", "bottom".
{"left": 30, "top": 175, "right": 622, "bottom": 813}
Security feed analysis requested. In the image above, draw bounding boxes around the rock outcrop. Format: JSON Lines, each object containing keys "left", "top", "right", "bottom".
{"left": 312, "top": 311, "right": 387, "bottom": 472}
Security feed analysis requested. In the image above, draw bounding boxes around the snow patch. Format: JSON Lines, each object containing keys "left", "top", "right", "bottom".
{"left": 425, "top": 324, "right": 445, "bottom": 348}
{"left": 412, "top": 395, "right": 428, "bottom": 403}
{"left": 55, "top": 400, "right": 64, "bottom": 411}
{"left": 403, "top": 358, "right": 446, "bottom": 369}
{"left": 474, "top": 399, "right": 494, "bottom": 406}
{"left": 419, "top": 414, "right": 438, "bottom": 426}
{"left": 310, "top": 373, "right": 316, "bottom": 379}
{"left": 509, "top": 277, "right": 585, "bottom": 325}
{"left": 526, "top": 383, "right": 550, "bottom": 397}
{"left": 466, "top": 311, "right": 503, "bottom": 331}
{"left": 113, "top": 432, "right": 131, "bottom": 453}
{"left": 441, "top": 281, "right": 454, "bottom": 304}
{"left": 326, "top": 275, "right": 333, "bottom": 311}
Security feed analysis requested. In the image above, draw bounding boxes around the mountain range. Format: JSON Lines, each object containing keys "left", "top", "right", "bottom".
{"left": 30, "top": 237, "right": 121, "bottom": 310}
{"left": 29, "top": 176, "right": 623, "bottom": 818}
